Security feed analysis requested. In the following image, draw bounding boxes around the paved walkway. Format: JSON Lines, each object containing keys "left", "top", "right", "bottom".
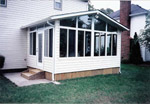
{"left": 4, "top": 72, "right": 52, "bottom": 87}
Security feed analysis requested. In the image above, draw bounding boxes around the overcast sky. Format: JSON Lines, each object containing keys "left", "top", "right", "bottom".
{"left": 91, "top": 0, "right": 150, "bottom": 11}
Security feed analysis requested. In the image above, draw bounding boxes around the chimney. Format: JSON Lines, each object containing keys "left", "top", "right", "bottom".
{"left": 120, "top": 1, "right": 131, "bottom": 60}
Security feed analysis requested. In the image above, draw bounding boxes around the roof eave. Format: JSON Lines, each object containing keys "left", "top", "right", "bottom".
{"left": 21, "top": 10, "right": 129, "bottom": 31}
{"left": 97, "top": 11, "right": 129, "bottom": 31}
{"left": 129, "top": 12, "right": 148, "bottom": 17}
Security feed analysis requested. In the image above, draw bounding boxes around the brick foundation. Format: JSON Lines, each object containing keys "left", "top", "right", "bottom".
{"left": 52, "top": 68, "right": 120, "bottom": 81}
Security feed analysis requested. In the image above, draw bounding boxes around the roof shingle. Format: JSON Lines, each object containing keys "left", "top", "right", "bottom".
{"left": 110, "top": 4, "right": 148, "bottom": 20}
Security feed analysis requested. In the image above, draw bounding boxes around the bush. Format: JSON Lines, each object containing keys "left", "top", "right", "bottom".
{"left": 129, "top": 33, "right": 143, "bottom": 65}
{"left": 0, "top": 55, "right": 5, "bottom": 68}
{"left": 121, "top": 60, "right": 130, "bottom": 64}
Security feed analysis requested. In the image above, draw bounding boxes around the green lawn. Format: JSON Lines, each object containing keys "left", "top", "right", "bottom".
{"left": 0, "top": 64, "right": 150, "bottom": 103}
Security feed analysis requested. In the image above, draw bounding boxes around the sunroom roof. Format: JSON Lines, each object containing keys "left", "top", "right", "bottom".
{"left": 21, "top": 10, "right": 129, "bottom": 31}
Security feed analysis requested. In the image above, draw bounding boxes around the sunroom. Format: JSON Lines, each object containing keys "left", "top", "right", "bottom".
{"left": 21, "top": 10, "right": 129, "bottom": 81}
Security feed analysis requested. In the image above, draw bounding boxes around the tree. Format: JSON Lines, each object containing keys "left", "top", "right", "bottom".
{"left": 88, "top": 3, "right": 114, "bottom": 15}
{"left": 139, "top": 12, "right": 150, "bottom": 52}
{"left": 130, "top": 33, "right": 143, "bottom": 64}
{"left": 88, "top": 3, "right": 96, "bottom": 11}
{"left": 100, "top": 8, "right": 114, "bottom": 15}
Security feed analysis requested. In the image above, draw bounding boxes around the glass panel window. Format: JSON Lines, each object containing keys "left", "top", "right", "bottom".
{"left": 94, "top": 17, "right": 106, "bottom": 31}
{"left": 60, "top": 29, "right": 67, "bottom": 57}
{"left": 30, "top": 27, "right": 36, "bottom": 31}
{"left": 0, "top": 0, "right": 6, "bottom": 7}
{"left": 44, "top": 29, "right": 53, "bottom": 57}
{"left": 78, "top": 31, "right": 84, "bottom": 57}
{"left": 69, "top": 30, "right": 76, "bottom": 57}
{"left": 107, "top": 34, "right": 112, "bottom": 56}
{"left": 100, "top": 34, "right": 106, "bottom": 56}
{"left": 44, "top": 30, "right": 49, "bottom": 57}
{"left": 112, "top": 34, "right": 117, "bottom": 56}
{"left": 108, "top": 24, "right": 117, "bottom": 32}
{"left": 94, "top": 32, "right": 100, "bottom": 56}
{"left": 78, "top": 15, "right": 92, "bottom": 29}
{"left": 30, "top": 33, "right": 33, "bottom": 55}
{"left": 54, "top": 0, "right": 62, "bottom": 10}
{"left": 60, "top": 17, "right": 76, "bottom": 27}
{"left": 33, "top": 33, "right": 36, "bottom": 55}
{"left": 30, "top": 32, "right": 36, "bottom": 55}
{"left": 49, "top": 29, "right": 53, "bottom": 57}
{"left": 85, "top": 32, "right": 91, "bottom": 56}
{"left": 38, "top": 34, "right": 43, "bottom": 63}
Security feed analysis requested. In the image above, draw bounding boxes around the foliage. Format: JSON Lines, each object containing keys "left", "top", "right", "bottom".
{"left": 88, "top": 3, "right": 96, "bottom": 11}
{"left": 0, "top": 55, "right": 5, "bottom": 68}
{"left": 139, "top": 12, "right": 150, "bottom": 52}
{"left": 130, "top": 33, "right": 143, "bottom": 64}
{"left": 1, "top": 64, "right": 150, "bottom": 103}
{"left": 88, "top": 3, "right": 114, "bottom": 15}
{"left": 100, "top": 8, "right": 114, "bottom": 15}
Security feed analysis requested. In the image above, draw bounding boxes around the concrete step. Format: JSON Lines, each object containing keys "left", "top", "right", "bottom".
{"left": 21, "top": 68, "right": 45, "bottom": 80}
{"left": 29, "top": 69, "right": 43, "bottom": 74}
{"left": 21, "top": 72, "right": 33, "bottom": 80}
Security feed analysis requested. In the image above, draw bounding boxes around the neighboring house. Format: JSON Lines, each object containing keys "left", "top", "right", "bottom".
{"left": 0, "top": 0, "right": 128, "bottom": 81}
{"left": 110, "top": 3, "right": 150, "bottom": 62}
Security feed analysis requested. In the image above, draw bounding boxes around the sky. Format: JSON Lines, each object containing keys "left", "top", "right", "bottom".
{"left": 90, "top": 0, "right": 150, "bottom": 11}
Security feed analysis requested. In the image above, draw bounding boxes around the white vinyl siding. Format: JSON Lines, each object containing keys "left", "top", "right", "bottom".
{"left": 0, "top": 0, "right": 87, "bottom": 69}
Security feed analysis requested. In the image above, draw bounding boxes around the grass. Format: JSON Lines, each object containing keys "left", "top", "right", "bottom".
{"left": 0, "top": 64, "right": 150, "bottom": 103}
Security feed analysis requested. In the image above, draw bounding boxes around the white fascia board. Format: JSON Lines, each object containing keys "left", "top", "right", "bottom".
{"left": 98, "top": 11, "right": 129, "bottom": 31}
{"left": 50, "top": 11, "right": 99, "bottom": 20}
{"left": 21, "top": 16, "right": 52, "bottom": 29}
{"left": 21, "top": 11, "right": 98, "bottom": 29}
{"left": 21, "top": 10, "right": 129, "bottom": 31}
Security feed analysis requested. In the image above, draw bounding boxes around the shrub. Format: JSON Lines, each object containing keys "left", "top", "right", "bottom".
{"left": 129, "top": 33, "right": 143, "bottom": 64}
{"left": 0, "top": 55, "right": 5, "bottom": 68}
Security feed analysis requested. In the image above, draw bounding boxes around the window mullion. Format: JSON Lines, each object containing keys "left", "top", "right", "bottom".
{"left": 48, "top": 29, "right": 50, "bottom": 57}
{"left": 32, "top": 33, "right": 34, "bottom": 55}
{"left": 67, "top": 29, "right": 69, "bottom": 57}
{"left": 111, "top": 34, "right": 113, "bottom": 56}
{"left": 83, "top": 31, "right": 85, "bottom": 57}
{"left": 105, "top": 23, "right": 108, "bottom": 56}
{"left": 76, "top": 17, "right": 78, "bottom": 57}
{"left": 99, "top": 34, "right": 101, "bottom": 56}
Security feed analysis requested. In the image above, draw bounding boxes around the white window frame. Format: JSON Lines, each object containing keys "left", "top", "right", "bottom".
{"left": 29, "top": 31, "right": 37, "bottom": 56}
{"left": 59, "top": 15, "right": 118, "bottom": 58}
{"left": 54, "top": 0, "right": 62, "bottom": 10}
{"left": 0, "top": 0, "right": 7, "bottom": 7}
{"left": 60, "top": 27, "right": 76, "bottom": 58}
{"left": 94, "top": 32, "right": 106, "bottom": 57}
{"left": 106, "top": 33, "right": 118, "bottom": 56}
{"left": 44, "top": 27, "right": 54, "bottom": 58}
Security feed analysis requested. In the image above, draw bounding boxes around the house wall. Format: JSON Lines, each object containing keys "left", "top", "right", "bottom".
{"left": 54, "top": 20, "right": 121, "bottom": 74}
{"left": 130, "top": 15, "right": 146, "bottom": 38}
{"left": 26, "top": 27, "right": 54, "bottom": 73}
{"left": 130, "top": 15, "right": 150, "bottom": 61}
{"left": 0, "top": 0, "right": 88, "bottom": 69}
{"left": 145, "top": 49, "right": 150, "bottom": 61}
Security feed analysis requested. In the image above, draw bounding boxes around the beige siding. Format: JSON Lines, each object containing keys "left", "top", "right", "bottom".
{"left": 0, "top": 0, "right": 87, "bottom": 69}
{"left": 54, "top": 21, "right": 121, "bottom": 74}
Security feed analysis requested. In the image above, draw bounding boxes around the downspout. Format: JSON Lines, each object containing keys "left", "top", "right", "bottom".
{"left": 119, "top": 30, "right": 122, "bottom": 74}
